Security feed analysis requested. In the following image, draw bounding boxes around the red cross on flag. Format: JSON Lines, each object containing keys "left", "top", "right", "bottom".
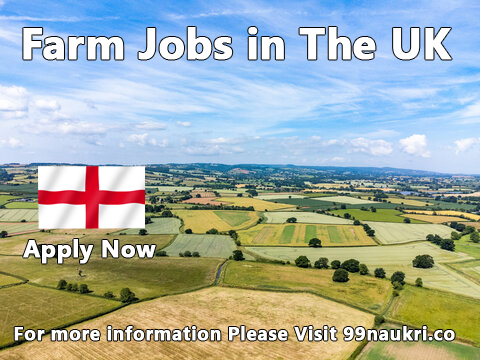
{"left": 38, "top": 166, "right": 145, "bottom": 229}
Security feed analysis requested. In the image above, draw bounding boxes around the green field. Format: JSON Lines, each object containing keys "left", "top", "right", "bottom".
{"left": 0, "top": 183, "right": 38, "bottom": 195}
{"left": 245, "top": 242, "right": 480, "bottom": 298}
{"left": 221, "top": 261, "right": 392, "bottom": 313}
{"left": 0, "top": 195, "right": 19, "bottom": 205}
{"left": 255, "top": 194, "right": 305, "bottom": 200}
{"left": 358, "top": 324, "right": 480, "bottom": 359}
{"left": 316, "top": 195, "right": 377, "bottom": 205}
{"left": 163, "top": 234, "right": 238, "bottom": 258}
{"left": 454, "top": 234, "right": 480, "bottom": 259}
{"left": 0, "top": 273, "right": 22, "bottom": 287}
{"left": 365, "top": 222, "right": 453, "bottom": 244}
{"left": 449, "top": 260, "right": 480, "bottom": 284}
{"left": 0, "top": 222, "right": 38, "bottom": 234}
{"left": 264, "top": 211, "right": 353, "bottom": 224}
{"left": 0, "top": 209, "right": 38, "bottom": 222}
{"left": 332, "top": 209, "right": 425, "bottom": 223}
{"left": 174, "top": 210, "right": 259, "bottom": 233}
{"left": 114, "top": 217, "right": 181, "bottom": 234}
{"left": 238, "top": 223, "right": 376, "bottom": 246}
{"left": 4, "top": 201, "right": 38, "bottom": 209}
{"left": 386, "top": 285, "right": 480, "bottom": 345}
{"left": 0, "top": 284, "right": 119, "bottom": 347}
{"left": 267, "top": 197, "right": 400, "bottom": 211}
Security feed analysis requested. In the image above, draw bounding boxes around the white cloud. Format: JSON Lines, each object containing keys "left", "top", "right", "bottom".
{"left": 350, "top": 138, "right": 393, "bottom": 156}
{"left": 454, "top": 137, "right": 480, "bottom": 154}
{"left": 34, "top": 99, "right": 61, "bottom": 111}
{"left": 0, "top": 137, "right": 22, "bottom": 148}
{"left": 0, "top": 85, "right": 28, "bottom": 111}
{"left": 399, "top": 134, "right": 430, "bottom": 158}
{"left": 128, "top": 133, "right": 148, "bottom": 146}
{"left": 135, "top": 121, "right": 166, "bottom": 130}
{"left": 176, "top": 121, "right": 191, "bottom": 127}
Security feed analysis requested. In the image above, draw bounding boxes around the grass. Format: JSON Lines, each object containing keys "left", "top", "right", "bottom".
{"left": 174, "top": 209, "right": 259, "bottom": 233}
{"left": 386, "top": 197, "right": 429, "bottom": 207}
{"left": 238, "top": 223, "right": 376, "bottom": 247}
{"left": 0, "top": 284, "right": 119, "bottom": 347}
{"left": 114, "top": 217, "right": 181, "bottom": 235}
{"left": 268, "top": 197, "right": 400, "bottom": 211}
{"left": 449, "top": 260, "right": 480, "bottom": 284}
{"left": 316, "top": 195, "right": 377, "bottom": 205}
{"left": 245, "top": 242, "right": 480, "bottom": 298}
{"left": 386, "top": 285, "right": 480, "bottom": 345}
{"left": 0, "top": 195, "right": 19, "bottom": 206}
{"left": 365, "top": 222, "right": 453, "bottom": 244}
{"left": 332, "top": 209, "right": 426, "bottom": 223}
{"left": 0, "top": 287, "right": 374, "bottom": 359}
{"left": 216, "top": 197, "right": 294, "bottom": 211}
{"left": 0, "top": 209, "right": 38, "bottom": 222}
{"left": 4, "top": 201, "right": 38, "bottom": 209}
{"left": 264, "top": 211, "right": 353, "bottom": 224}
{"left": 0, "top": 222, "right": 38, "bottom": 234}
{"left": 255, "top": 194, "right": 305, "bottom": 200}
{"left": 0, "top": 273, "right": 21, "bottom": 287}
{"left": 163, "top": 234, "right": 237, "bottom": 258}
{"left": 222, "top": 261, "right": 392, "bottom": 313}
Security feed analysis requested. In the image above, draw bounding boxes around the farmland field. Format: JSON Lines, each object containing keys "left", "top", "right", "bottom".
{"left": 245, "top": 242, "right": 480, "bottom": 298}
{"left": 332, "top": 209, "right": 425, "bottom": 223}
{"left": 358, "top": 324, "right": 480, "bottom": 359}
{"left": 0, "top": 222, "right": 38, "bottom": 234}
{"left": 222, "top": 261, "right": 392, "bottom": 313}
{"left": 255, "top": 194, "right": 305, "bottom": 200}
{"left": 4, "top": 201, "right": 38, "bottom": 209}
{"left": 385, "top": 197, "right": 429, "bottom": 207}
{"left": 315, "top": 195, "right": 377, "bottom": 205}
{"left": 365, "top": 222, "right": 453, "bottom": 244}
{"left": 449, "top": 260, "right": 480, "bottom": 283}
{"left": 238, "top": 223, "right": 376, "bottom": 246}
{"left": 174, "top": 210, "right": 259, "bottom": 233}
{"left": 0, "top": 287, "right": 374, "bottom": 359}
{"left": 0, "top": 284, "right": 119, "bottom": 348}
{"left": 0, "top": 209, "right": 38, "bottom": 222}
{"left": 386, "top": 285, "right": 480, "bottom": 345}
{"left": 154, "top": 186, "right": 193, "bottom": 192}
{"left": 267, "top": 197, "right": 400, "bottom": 211}
{"left": 216, "top": 197, "right": 294, "bottom": 211}
{"left": 114, "top": 217, "right": 181, "bottom": 234}
{"left": 264, "top": 211, "right": 353, "bottom": 224}
{"left": 402, "top": 213, "right": 468, "bottom": 224}
{"left": 404, "top": 210, "right": 480, "bottom": 221}
{"left": 0, "top": 273, "right": 21, "bottom": 286}
{"left": 0, "top": 195, "right": 19, "bottom": 205}
{"left": 163, "top": 234, "right": 237, "bottom": 258}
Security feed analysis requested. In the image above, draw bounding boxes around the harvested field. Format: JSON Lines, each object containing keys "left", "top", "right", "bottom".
{"left": 217, "top": 197, "right": 294, "bottom": 211}
{"left": 365, "top": 222, "right": 454, "bottom": 244}
{"left": 115, "top": 218, "right": 181, "bottom": 235}
{"left": 402, "top": 213, "right": 468, "bottom": 224}
{"left": 449, "top": 260, "right": 480, "bottom": 284}
{"left": 264, "top": 211, "right": 353, "bottom": 224}
{"left": 385, "top": 197, "right": 429, "bottom": 207}
{"left": 182, "top": 197, "right": 228, "bottom": 206}
{"left": 190, "top": 190, "right": 216, "bottom": 198}
{"left": 316, "top": 196, "right": 377, "bottom": 205}
{"left": 404, "top": 210, "right": 480, "bottom": 222}
{"left": 255, "top": 194, "right": 305, "bottom": 200}
{"left": 174, "top": 210, "right": 259, "bottom": 233}
{"left": 163, "top": 234, "right": 237, "bottom": 258}
{"left": 155, "top": 186, "right": 193, "bottom": 193}
{"left": 0, "top": 222, "right": 38, "bottom": 234}
{"left": 238, "top": 223, "right": 375, "bottom": 246}
{"left": 0, "top": 209, "right": 38, "bottom": 222}
{"left": 0, "top": 287, "right": 374, "bottom": 359}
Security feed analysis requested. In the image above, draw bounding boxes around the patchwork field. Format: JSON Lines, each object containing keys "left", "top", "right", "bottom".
{"left": 0, "top": 195, "right": 19, "bottom": 205}
{"left": 238, "top": 223, "right": 376, "bottom": 246}
{"left": 267, "top": 197, "right": 399, "bottom": 211}
{"left": 154, "top": 186, "right": 193, "bottom": 192}
{"left": 402, "top": 213, "right": 469, "bottom": 224}
{"left": 449, "top": 260, "right": 480, "bottom": 284}
{"left": 246, "top": 242, "right": 480, "bottom": 298}
{"left": 314, "top": 195, "right": 377, "bottom": 205}
{"left": 264, "top": 211, "right": 353, "bottom": 224}
{"left": 385, "top": 197, "right": 429, "bottom": 207}
{"left": 358, "top": 324, "right": 480, "bottom": 359}
{"left": 182, "top": 197, "right": 228, "bottom": 206}
{"left": 174, "top": 210, "right": 259, "bottom": 233}
{"left": 115, "top": 217, "right": 181, "bottom": 234}
{"left": 0, "top": 222, "right": 38, "bottom": 234}
{"left": 0, "top": 209, "right": 38, "bottom": 222}
{"left": 404, "top": 210, "right": 480, "bottom": 221}
{"left": 332, "top": 209, "right": 425, "bottom": 223}
{"left": 0, "top": 273, "right": 22, "bottom": 287}
{"left": 255, "top": 194, "right": 305, "bottom": 200}
{"left": 0, "top": 287, "right": 374, "bottom": 359}
{"left": 222, "top": 261, "right": 392, "bottom": 313}
{"left": 386, "top": 285, "right": 480, "bottom": 345}
{"left": 365, "top": 222, "right": 453, "bottom": 244}
{"left": 0, "top": 284, "right": 119, "bottom": 348}
{"left": 163, "top": 234, "right": 237, "bottom": 258}
{"left": 216, "top": 197, "right": 294, "bottom": 211}
{"left": 4, "top": 201, "right": 38, "bottom": 209}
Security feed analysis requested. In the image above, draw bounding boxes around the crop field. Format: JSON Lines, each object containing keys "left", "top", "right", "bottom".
{"left": 449, "top": 260, "right": 480, "bottom": 284}
{"left": 386, "top": 285, "right": 480, "bottom": 345}
{"left": 0, "top": 273, "right": 21, "bottom": 287}
{"left": 402, "top": 213, "right": 468, "bottom": 224}
{"left": 163, "top": 234, "right": 237, "bottom": 258}
{"left": 0, "top": 209, "right": 38, "bottom": 222}
{"left": 426, "top": 200, "right": 478, "bottom": 211}
{"left": 365, "top": 222, "right": 453, "bottom": 244}
{"left": 404, "top": 210, "right": 480, "bottom": 221}
{"left": 0, "top": 284, "right": 119, "bottom": 348}
{"left": 182, "top": 197, "right": 228, "bottom": 206}
{"left": 0, "top": 195, "right": 19, "bottom": 205}
{"left": 332, "top": 209, "right": 425, "bottom": 223}
{"left": 454, "top": 235, "right": 480, "bottom": 259}
{"left": 216, "top": 197, "right": 294, "bottom": 211}
{"left": 385, "top": 197, "right": 429, "bottom": 207}
{"left": 315, "top": 195, "right": 377, "bottom": 205}
{"left": 0, "top": 256, "right": 222, "bottom": 300}
{"left": 267, "top": 197, "right": 399, "bottom": 211}
{"left": 0, "top": 222, "right": 38, "bottom": 234}
{"left": 0, "top": 287, "right": 374, "bottom": 359}
{"left": 4, "top": 201, "right": 38, "bottom": 209}
{"left": 115, "top": 217, "right": 181, "bottom": 234}
{"left": 463, "top": 222, "right": 480, "bottom": 229}
{"left": 154, "top": 186, "right": 193, "bottom": 193}
{"left": 174, "top": 210, "right": 259, "bottom": 233}
{"left": 255, "top": 194, "right": 305, "bottom": 200}
{"left": 358, "top": 324, "right": 480, "bottom": 359}
{"left": 246, "top": 242, "right": 480, "bottom": 298}
{"left": 264, "top": 211, "right": 353, "bottom": 224}
{"left": 222, "top": 261, "right": 392, "bottom": 313}
{"left": 238, "top": 223, "right": 376, "bottom": 246}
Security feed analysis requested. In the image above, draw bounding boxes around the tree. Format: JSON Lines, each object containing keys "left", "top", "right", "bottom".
{"left": 353, "top": 220, "right": 361, "bottom": 226}
{"left": 331, "top": 260, "right": 341, "bottom": 269}
{"left": 391, "top": 271, "right": 405, "bottom": 285}
{"left": 343, "top": 213, "right": 351, "bottom": 219}
{"left": 374, "top": 268, "right": 386, "bottom": 279}
{"left": 403, "top": 218, "right": 411, "bottom": 223}
{"left": 145, "top": 216, "right": 153, "bottom": 224}
{"left": 66, "top": 283, "right": 73, "bottom": 291}
{"left": 228, "top": 230, "right": 238, "bottom": 240}
{"left": 308, "top": 237, "right": 322, "bottom": 248}
{"left": 432, "top": 235, "right": 443, "bottom": 245}
{"left": 392, "top": 281, "right": 403, "bottom": 290}
{"left": 161, "top": 210, "right": 173, "bottom": 217}
{"left": 341, "top": 259, "right": 360, "bottom": 273}
{"left": 71, "top": 283, "right": 78, "bottom": 292}
{"left": 440, "top": 239, "right": 455, "bottom": 251}
{"left": 104, "top": 291, "right": 115, "bottom": 299}
{"left": 295, "top": 255, "right": 310, "bottom": 268}
{"left": 79, "top": 284, "right": 90, "bottom": 294}
{"left": 470, "top": 232, "right": 480, "bottom": 243}
{"left": 206, "top": 228, "right": 219, "bottom": 234}
{"left": 359, "top": 263, "right": 369, "bottom": 275}
{"left": 426, "top": 234, "right": 435, "bottom": 242}
{"left": 332, "top": 269, "right": 349, "bottom": 282}
{"left": 183, "top": 250, "right": 192, "bottom": 257}
{"left": 139, "top": 229, "right": 148, "bottom": 236}
{"left": 192, "top": 251, "right": 200, "bottom": 257}
{"left": 374, "top": 315, "right": 385, "bottom": 326}
{"left": 185, "top": 228, "right": 193, "bottom": 234}
{"left": 451, "top": 231, "right": 461, "bottom": 240}
{"left": 370, "top": 207, "right": 377, "bottom": 213}
{"left": 412, "top": 254, "right": 434, "bottom": 268}
{"left": 286, "top": 217, "right": 297, "bottom": 223}
{"left": 57, "top": 279, "right": 67, "bottom": 290}
{"left": 232, "top": 250, "right": 245, "bottom": 261}
{"left": 314, "top": 257, "right": 329, "bottom": 269}
{"left": 155, "top": 250, "right": 168, "bottom": 257}
{"left": 366, "top": 229, "right": 375, "bottom": 237}
{"left": 0, "top": 230, "right": 7, "bottom": 238}
{"left": 415, "top": 277, "right": 423, "bottom": 287}
{"left": 120, "top": 288, "right": 136, "bottom": 303}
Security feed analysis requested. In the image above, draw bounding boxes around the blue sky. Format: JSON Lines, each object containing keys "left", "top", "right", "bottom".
{"left": 0, "top": 0, "right": 479, "bottom": 173}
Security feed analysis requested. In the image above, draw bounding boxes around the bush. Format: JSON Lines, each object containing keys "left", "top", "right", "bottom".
{"left": 295, "top": 255, "right": 311, "bottom": 268}
{"left": 403, "top": 218, "right": 411, "bottom": 223}
{"left": 185, "top": 228, "right": 193, "bottom": 234}
{"left": 232, "top": 250, "right": 245, "bottom": 261}
{"left": 341, "top": 259, "right": 360, "bottom": 273}
{"left": 155, "top": 250, "right": 168, "bottom": 257}
{"left": 374, "top": 268, "right": 386, "bottom": 278}
{"left": 57, "top": 279, "right": 67, "bottom": 290}
{"left": 440, "top": 238, "right": 455, "bottom": 251}
{"left": 415, "top": 277, "right": 423, "bottom": 287}
{"left": 470, "top": 232, "right": 479, "bottom": 243}
{"left": 392, "top": 281, "right": 404, "bottom": 290}
{"left": 179, "top": 252, "right": 184, "bottom": 257}
{"left": 183, "top": 250, "right": 192, "bottom": 257}
{"left": 192, "top": 251, "right": 200, "bottom": 257}
{"left": 374, "top": 315, "right": 385, "bottom": 326}
{"left": 359, "top": 263, "right": 369, "bottom": 275}
{"left": 314, "top": 257, "right": 329, "bottom": 269}
{"left": 0, "top": 230, "right": 8, "bottom": 238}
{"left": 392, "top": 290, "right": 400, "bottom": 297}
{"left": 391, "top": 271, "right": 405, "bottom": 285}
{"left": 353, "top": 220, "right": 361, "bottom": 226}
{"left": 66, "top": 283, "right": 73, "bottom": 291}
{"left": 286, "top": 217, "right": 297, "bottom": 223}
{"left": 139, "top": 229, "right": 148, "bottom": 236}
{"left": 79, "top": 284, "right": 90, "bottom": 294}
{"left": 104, "top": 291, "right": 115, "bottom": 299}
{"left": 412, "top": 254, "right": 434, "bottom": 268}
{"left": 331, "top": 260, "right": 341, "bottom": 269}
{"left": 206, "top": 228, "right": 219, "bottom": 234}
{"left": 366, "top": 229, "right": 375, "bottom": 237}
{"left": 120, "top": 288, "right": 136, "bottom": 303}
{"left": 332, "top": 269, "right": 349, "bottom": 282}
{"left": 308, "top": 238, "right": 322, "bottom": 248}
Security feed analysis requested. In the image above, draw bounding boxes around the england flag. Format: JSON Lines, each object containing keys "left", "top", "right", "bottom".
{"left": 38, "top": 166, "right": 145, "bottom": 229}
